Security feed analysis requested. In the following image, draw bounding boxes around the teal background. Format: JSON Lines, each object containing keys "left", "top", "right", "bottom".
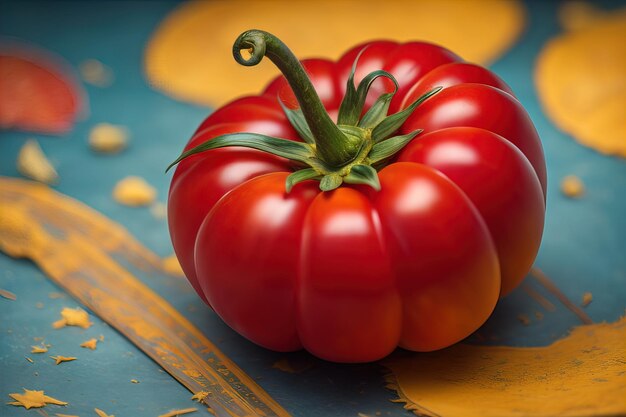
{"left": 1, "top": 1, "right": 625, "bottom": 416}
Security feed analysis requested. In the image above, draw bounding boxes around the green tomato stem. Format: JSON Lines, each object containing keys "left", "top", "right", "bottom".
{"left": 233, "top": 30, "right": 361, "bottom": 168}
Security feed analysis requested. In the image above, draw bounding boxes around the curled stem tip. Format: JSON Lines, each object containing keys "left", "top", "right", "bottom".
{"left": 231, "top": 29, "right": 356, "bottom": 167}
{"left": 232, "top": 30, "right": 267, "bottom": 66}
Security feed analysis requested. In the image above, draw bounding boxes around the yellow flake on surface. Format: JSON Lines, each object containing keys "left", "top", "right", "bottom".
{"left": 561, "top": 175, "right": 585, "bottom": 198}
{"left": 56, "top": 414, "right": 80, "bottom": 417}
{"left": 95, "top": 408, "right": 114, "bottom": 417}
{"left": 191, "top": 391, "right": 209, "bottom": 402}
{"left": 0, "top": 288, "right": 16, "bottom": 300}
{"left": 7, "top": 388, "right": 68, "bottom": 409}
{"left": 0, "top": 176, "right": 290, "bottom": 417}
{"left": 31, "top": 344, "right": 48, "bottom": 353}
{"left": 582, "top": 292, "right": 593, "bottom": 307}
{"left": 145, "top": 0, "right": 525, "bottom": 106}
{"left": 89, "top": 123, "right": 128, "bottom": 154}
{"left": 79, "top": 59, "right": 114, "bottom": 87}
{"left": 384, "top": 317, "right": 626, "bottom": 417}
{"left": 158, "top": 408, "right": 197, "bottom": 417}
{"left": 51, "top": 355, "right": 77, "bottom": 365}
{"left": 516, "top": 314, "right": 530, "bottom": 326}
{"left": 162, "top": 254, "right": 184, "bottom": 277}
{"left": 151, "top": 202, "right": 167, "bottom": 219}
{"left": 17, "top": 139, "right": 59, "bottom": 184}
{"left": 99, "top": 334, "right": 105, "bottom": 342}
{"left": 53, "top": 307, "right": 93, "bottom": 329}
{"left": 130, "top": 379, "right": 139, "bottom": 383}
{"left": 112, "top": 176, "right": 157, "bottom": 207}
{"left": 26, "top": 357, "right": 34, "bottom": 363}
{"left": 536, "top": 5, "right": 626, "bottom": 157}
{"left": 272, "top": 357, "right": 314, "bottom": 374}
{"left": 80, "top": 338, "right": 98, "bottom": 350}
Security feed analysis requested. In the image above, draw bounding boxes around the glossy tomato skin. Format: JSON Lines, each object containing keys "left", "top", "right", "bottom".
{"left": 397, "top": 128, "right": 545, "bottom": 296}
{"left": 168, "top": 40, "right": 546, "bottom": 362}
{"left": 401, "top": 84, "right": 547, "bottom": 196}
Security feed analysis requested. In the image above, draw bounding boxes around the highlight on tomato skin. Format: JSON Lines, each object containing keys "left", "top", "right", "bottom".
{"left": 167, "top": 29, "right": 546, "bottom": 363}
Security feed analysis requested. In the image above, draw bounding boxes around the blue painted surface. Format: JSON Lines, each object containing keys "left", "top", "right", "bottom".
{"left": 1, "top": 1, "right": 625, "bottom": 416}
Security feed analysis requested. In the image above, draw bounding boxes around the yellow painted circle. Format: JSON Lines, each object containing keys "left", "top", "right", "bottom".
{"left": 536, "top": 6, "right": 626, "bottom": 157}
{"left": 145, "top": 0, "right": 525, "bottom": 107}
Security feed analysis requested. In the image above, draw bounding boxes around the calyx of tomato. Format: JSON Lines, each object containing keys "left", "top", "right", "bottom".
{"left": 167, "top": 29, "right": 441, "bottom": 192}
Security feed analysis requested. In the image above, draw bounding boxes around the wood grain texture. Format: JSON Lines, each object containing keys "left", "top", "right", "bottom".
{"left": 0, "top": 177, "right": 291, "bottom": 417}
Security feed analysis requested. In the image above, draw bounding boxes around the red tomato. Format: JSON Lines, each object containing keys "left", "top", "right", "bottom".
{"left": 0, "top": 50, "right": 84, "bottom": 134}
{"left": 168, "top": 34, "right": 545, "bottom": 362}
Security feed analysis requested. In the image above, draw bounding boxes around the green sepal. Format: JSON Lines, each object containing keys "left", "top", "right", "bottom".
{"left": 339, "top": 70, "right": 398, "bottom": 126}
{"left": 371, "top": 87, "right": 442, "bottom": 143}
{"left": 369, "top": 129, "right": 423, "bottom": 164}
{"left": 336, "top": 47, "right": 366, "bottom": 126}
{"left": 278, "top": 100, "right": 315, "bottom": 144}
{"left": 344, "top": 164, "right": 381, "bottom": 191}
{"left": 166, "top": 133, "right": 314, "bottom": 172}
{"left": 358, "top": 92, "right": 394, "bottom": 129}
{"left": 320, "top": 174, "right": 343, "bottom": 191}
{"left": 338, "top": 124, "right": 365, "bottom": 137}
{"left": 285, "top": 168, "right": 321, "bottom": 192}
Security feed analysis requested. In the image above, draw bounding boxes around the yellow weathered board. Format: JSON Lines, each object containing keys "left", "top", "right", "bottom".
{"left": 385, "top": 317, "right": 626, "bottom": 417}
{"left": 536, "top": 4, "right": 626, "bottom": 157}
{"left": 0, "top": 177, "right": 291, "bottom": 417}
{"left": 145, "top": 0, "right": 525, "bottom": 106}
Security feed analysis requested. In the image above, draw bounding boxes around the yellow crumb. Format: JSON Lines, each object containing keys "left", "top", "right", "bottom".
{"left": 131, "top": 379, "right": 139, "bottom": 383}
{"left": 162, "top": 254, "right": 184, "bottom": 277}
{"left": 150, "top": 202, "right": 167, "bottom": 219}
{"left": 51, "top": 355, "right": 77, "bottom": 365}
{"left": 17, "top": 139, "right": 58, "bottom": 184}
{"left": 191, "top": 391, "right": 209, "bottom": 402}
{"left": 56, "top": 414, "right": 80, "bottom": 417}
{"left": 272, "top": 357, "right": 314, "bottom": 373}
{"left": 517, "top": 314, "right": 531, "bottom": 326}
{"left": 0, "top": 288, "right": 17, "bottom": 300}
{"left": 95, "top": 408, "right": 115, "bottom": 417}
{"left": 25, "top": 357, "right": 34, "bottom": 363}
{"left": 582, "top": 292, "right": 593, "bottom": 307}
{"left": 99, "top": 334, "right": 105, "bottom": 342}
{"left": 31, "top": 344, "right": 48, "bottom": 353}
{"left": 158, "top": 408, "right": 197, "bottom": 417}
{"left": 48, "top": 292, "right": 65, "bottom": 299}
{"left": 561, "top": 175, "right": 585, "bottom": 198}
{"left": 7, "top": 388, "right": 68, "bottom": 409}
{"left": 112, "top": 176, "right": 157, "bottom": 207}
{"left": 79, "top": 59, "right": 114, "bottom": 87}
{"left": 53, "top": 307, "right": 93, "bottom": 329}
{"left": 89, "top": 123, "right": 129, "bottom": 153}
{"left": 80, "top": 338, "right": 98, "bottom": 350}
